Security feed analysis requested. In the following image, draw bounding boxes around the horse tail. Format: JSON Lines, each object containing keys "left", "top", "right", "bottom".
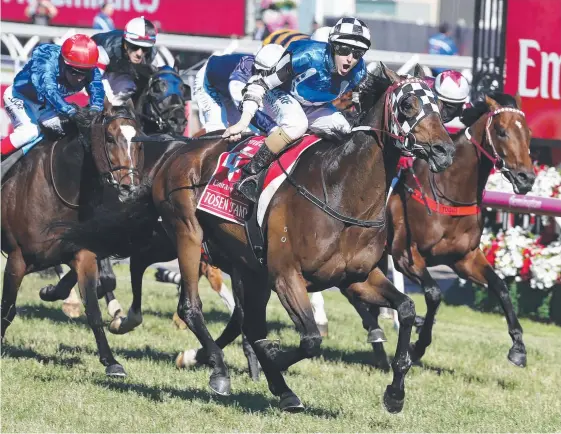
{"left": 55, "top": 182, "right": 158, "bottom": 259}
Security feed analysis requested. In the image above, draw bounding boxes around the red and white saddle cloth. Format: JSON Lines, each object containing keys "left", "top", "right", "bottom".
{"left": 197, "top": 135, "right": 321, "bottom": 226}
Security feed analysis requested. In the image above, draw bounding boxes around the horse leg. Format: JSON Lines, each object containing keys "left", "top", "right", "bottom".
{"left": 409, "top": 269, "right": 441, "bottom": 362}
{"left": 237, "top": 272, "right": 302, "bottom": 412}
{"left": 201, "top": 263, "right": 235, "bottom": 313}
{"left": 176, "top": 269, "right": 260, "bottom": 381}
{"left": 309, "top": 292, "right": 328, "bottom": 337}
{"left": 265, "top": 270, "right": 323, "bottom": 373}
{"left": 72, "top": 249, "right": 125, "bottom": 377}
{"left": 453, "top": 248, "right": 526, "bottom": 367}
{"left": 39, "top": 268, "right": 76, "bottom": 301}
{"left": 96, "top": 258, "right": 124, "bottom": 320}
{"left": 174, "top": 220, "right": 230, "bottom": 395}
{"left": 340, "top": 288, "right": 390, "bottom": 372}
{"left": 1, "top": 249, "right": 26, "bottom": 341}
{"left": 347, "top": 268, "right": 416, "bottom": 414}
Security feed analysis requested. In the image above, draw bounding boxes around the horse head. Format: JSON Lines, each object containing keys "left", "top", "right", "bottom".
{"left": 89, "top": 99, "right": 144, "bottom": 201}
{"left": 461, "top": 93, "right": 534, "bottom": 194}
{"left": 137, "top": 66, "right": 190, "bottom": 135}
{"left": 378, "top": 63, "right": 455, "bottom": 172}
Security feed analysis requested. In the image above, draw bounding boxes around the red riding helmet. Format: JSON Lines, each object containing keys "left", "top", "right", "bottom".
{"left": 61, "top": 34, "right": 99, "bottom": 69}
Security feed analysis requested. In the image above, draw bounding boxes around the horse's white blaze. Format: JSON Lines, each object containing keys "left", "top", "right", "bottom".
{"left": 120, "top": 125, "right": 136, "bottom": 183}
{"left": 515, "top": 120, "right": 523, "bottom": 129}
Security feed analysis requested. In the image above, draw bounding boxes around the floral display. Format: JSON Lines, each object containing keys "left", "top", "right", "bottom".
{"left": 480, "top": 163, "right": 561, "bottom": 290}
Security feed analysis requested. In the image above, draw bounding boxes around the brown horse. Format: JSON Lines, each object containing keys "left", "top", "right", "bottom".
{"left": 58, "top": 63, "right": 455, "bottom": 412}
{"left": 1, "top": 100, "right": 143, "bottom": 377}
{"left": 361, "top": 92, "right": 534, "bottom": 367}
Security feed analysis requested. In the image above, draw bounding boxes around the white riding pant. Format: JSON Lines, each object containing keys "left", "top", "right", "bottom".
{"left": 193, "top": 62, "right": 240, "bottom": 132}
{"left": 262, "top": 88, "right": 352, "bottom": 141}
{"left": 3, "top": 85, "right": 63, "bottom": 149}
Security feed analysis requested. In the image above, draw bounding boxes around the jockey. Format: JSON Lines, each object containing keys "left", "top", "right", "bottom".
{"left": 194, "top": 44, "right": 285, "bottom": 134}
{"left": 425, "top": 70, "right": 470, "bottom": 123}
{"left": 92, "top": 16, "right": 158, "bottom": 103}
{"left": 1, "top": 34, "right": 104, "bottom": 157}
{"left": 223, "top": 17, "right": 370, "bottom": 201}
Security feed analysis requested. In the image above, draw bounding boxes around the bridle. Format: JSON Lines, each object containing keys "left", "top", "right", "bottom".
{"left": 352, "top": 76, "right": 442, "bottom": 156}
{"left": 140, "top": 68, "right": 186, "bottom": 133}
{"left": 97, "top": 112, "right": 140, "bottom": 189}
{"left": 464, "top": 107, "right": 526, "bottom": 178}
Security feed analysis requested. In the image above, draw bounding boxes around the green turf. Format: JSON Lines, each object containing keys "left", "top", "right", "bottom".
{"left": 1, "top": 264, "right": 560, "bottom": 432}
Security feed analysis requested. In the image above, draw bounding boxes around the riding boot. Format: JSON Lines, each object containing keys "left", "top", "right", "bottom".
{"left": 237, "top": 145, "right": 277, "bottom": 202}
{"left": 237, "top": 127, "right": 294, "bottom": 202}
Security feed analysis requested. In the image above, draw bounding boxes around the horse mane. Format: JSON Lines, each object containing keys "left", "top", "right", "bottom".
{"left": 460, "top": 92, "right": 518, "bottom": 127}
{"left": 356, "top": 72, "right": 392, "bottom": 116}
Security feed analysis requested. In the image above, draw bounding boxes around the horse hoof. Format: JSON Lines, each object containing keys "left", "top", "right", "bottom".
{"left": 176, "top": 349, "right": 199, "bottom": 369}
{"left": 209, "top": 375, "right": 231, "bottom": 396}
{"left": 317, "top": 323, "right": 328, "bottom": 338}
{"left": 172, "top": 312, "right": 187, "bottom": 330}
{"left": 108, "top": 316, "right": 125, "bottom": 334}
{"left": 39, "top": 285, "right": 59, "bottom": 302}
{"left": 279, "top": 392, "right": 304, "bottom": 413}
{"left": 367, "top": 327, "right": 387, "bottom": 343}
{"left": 106, "top": 364, "right": 126, "bottom": 378}
{"left": 409, "top": 342, "right": 423, "bottom": 364}
{"left": 383, "top": 386, "right": 404, "bottom": 414}
{"left": 62, "top": 301, "right": 82, "bottom": 319}
{"left": 508, "top": 348, "right": 527, "bottom": 368}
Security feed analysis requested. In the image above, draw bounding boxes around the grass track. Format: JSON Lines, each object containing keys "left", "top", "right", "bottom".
{"left": 1, "top": 264, "right": 560, "bottom": 432}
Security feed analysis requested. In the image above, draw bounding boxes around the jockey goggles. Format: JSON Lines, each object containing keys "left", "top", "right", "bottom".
{"left": 125, "top": 41, "right": 152, "bottom": 53}
{"left": 67, "top": 65, "right": 91, "bottom": 77}
{"left": 332, "top": 43, "right": 367, "bottom": 59}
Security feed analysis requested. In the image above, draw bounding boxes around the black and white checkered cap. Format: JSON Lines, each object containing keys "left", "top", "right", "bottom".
{"left": 390, "top": 78, "right": 440, "bottom": 135}
{"left": 329, "top": 17, "right": 371, "bottom": 49}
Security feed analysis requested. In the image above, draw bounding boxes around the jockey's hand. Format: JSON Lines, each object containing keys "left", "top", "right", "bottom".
{"left": 71, "top": 107, "right": 96, "bottom": 129}
{"left": 222, "top": 122, "right": 247, "bottom": 142}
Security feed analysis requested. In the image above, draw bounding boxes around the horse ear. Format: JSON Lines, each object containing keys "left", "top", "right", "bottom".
{"left": 514, "top": 92, "right": 522, "bottom": 109}
{"left": 413, "top": 64, "right": 426, "bottom": 78}
{"left": 485, "top": 94, "right": 500, "bottom": 110}
{"left": 380, "top": 62, "right": 399, "bottom": 83}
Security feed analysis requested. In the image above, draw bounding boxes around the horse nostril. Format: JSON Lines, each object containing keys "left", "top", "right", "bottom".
{"left": 432, "top": 144, "right": 447, "bottom": 157}
{"left": 517, "top": 171, "right": 535, "bottom": 185}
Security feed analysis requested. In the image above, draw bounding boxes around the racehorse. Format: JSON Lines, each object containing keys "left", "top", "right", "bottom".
{"left": 57, "top": 63, "right": 455, "bottom": 413}
{"left": 365, "top": 92, "right": 534, "bottom": 367}
{"left": 39, "top": 65, "right": 192, "bottom": 317}
{"left": 1, "top": 100, "right": 143, "bottom": 377}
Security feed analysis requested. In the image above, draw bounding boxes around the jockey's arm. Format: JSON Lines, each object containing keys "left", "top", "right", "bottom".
{"left": 229, "top": 80, "right": 278, "bottom": 134}
{"left": 223, "top": 51, "right": 294, "bottom": 140}
{"left": 86, "top": 67, "right": 105, "bottom": 112}
{"left": 30, "top": 47, "right": 77, "bottom": 117}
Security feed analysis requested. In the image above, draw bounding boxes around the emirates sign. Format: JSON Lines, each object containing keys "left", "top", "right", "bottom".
{"left": 504, "top": 0, "right": 561, "bottom": 141}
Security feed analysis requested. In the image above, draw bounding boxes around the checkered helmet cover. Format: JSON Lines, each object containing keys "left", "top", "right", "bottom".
{"left": 329, "top": 17, "right": 371, "bottom": 49}
{"left": 389, "top": 77, "right": 441, "bottom": 137}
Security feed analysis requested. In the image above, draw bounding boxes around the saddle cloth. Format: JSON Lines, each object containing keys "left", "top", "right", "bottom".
{"left": 197, "top": 134, "right": 321, "bottom": 226}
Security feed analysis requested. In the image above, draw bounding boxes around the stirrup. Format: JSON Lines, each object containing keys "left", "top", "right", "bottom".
{"left": 237, "top": 174, "right": 259, "bottom": 202}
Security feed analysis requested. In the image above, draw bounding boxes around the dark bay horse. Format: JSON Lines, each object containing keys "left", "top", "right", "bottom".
{"left": 362, "top": 92, "right": 534, "bottom": 367}
{"left": 58, "top": 64, "right": 455, "bottom": 413}
{"left": 1, "top": 101, "right": 143, "bottom": 377}
{"left": 39, "top": 65, "right": 191, "bottom": 317}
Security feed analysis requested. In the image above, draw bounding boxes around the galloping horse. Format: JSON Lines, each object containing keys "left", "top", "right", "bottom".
{"left": 58, "top": 64, "right": 455, "bottom": 412}
{"left": 1, "top": 101, "right": 144, "bottom": 377}
{"left": 365, "top": 92, "right": 534, "bottom": 366}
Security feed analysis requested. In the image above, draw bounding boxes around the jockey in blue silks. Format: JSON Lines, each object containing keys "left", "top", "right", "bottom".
{"left": 222, "top": 17, "right": 370, "bottom": 202}
{"left": 1, "top": 34, "right": 104, "bottom": 157}
{"left": 193, "top": 44, "right": 286, "bottom": 135}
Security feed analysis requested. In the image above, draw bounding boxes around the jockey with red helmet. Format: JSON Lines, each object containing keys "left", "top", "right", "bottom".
{"left": 426, "top": 70, "right": 470, "bottom": 123}
{"left": 1, "top": 34, "right": 104, "bottom": 157}
{"left": 92, "top": 16, "right": 158, "bottom": 104}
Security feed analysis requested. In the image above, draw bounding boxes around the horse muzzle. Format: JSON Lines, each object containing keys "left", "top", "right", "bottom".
{"left": 509, "top": 169, "right": 536, "bottom": 195}
{"left": 425, "top": 142, "right": 455, "bottom": 173}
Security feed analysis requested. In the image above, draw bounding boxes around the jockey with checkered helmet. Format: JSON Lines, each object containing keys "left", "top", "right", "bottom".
{"left": 92, "top": 16, "right": 158, "bottom": 103}
{"left": 425, "top": 70, "right": 470, "bottom": 123}
{"left": 1, "top": 34, "right": 104, "bottom": 157}
{"left": 223, "top": 17, "right": 370, "bottom": 202}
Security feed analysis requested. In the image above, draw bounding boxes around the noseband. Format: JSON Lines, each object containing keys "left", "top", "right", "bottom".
{"left": 98, "top": 112, "right": 140, "bottom": 189}
{"left": 464, "top": 107, "right": 526, "bottom": 176}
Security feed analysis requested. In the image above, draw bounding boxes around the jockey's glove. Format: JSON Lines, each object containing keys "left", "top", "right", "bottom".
{"left": 70, "top": 107, "right": 97, "bottom": 129}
